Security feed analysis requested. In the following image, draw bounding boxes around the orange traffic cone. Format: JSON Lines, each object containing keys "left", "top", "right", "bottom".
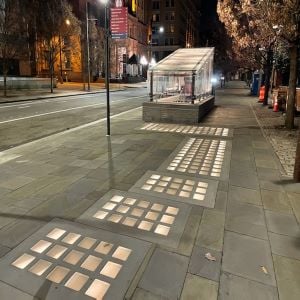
{"left": 273, "top": 101, "right": 279, "bottom": 112}
{"left": 259, "top": 86, "right": 265, "bottom": 102}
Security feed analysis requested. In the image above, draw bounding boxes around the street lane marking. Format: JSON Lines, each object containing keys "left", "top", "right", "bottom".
{"left": 18, "top": 106, "right": 31, "bottom": 109}
{"left": 0, "top": 95, "right": 147, "bottom": 110}
{"left": 0, "top": 106, "right": 142, "bottom": 154}
{"left": 0, "top": 96, "right": 145, "bottom": 124}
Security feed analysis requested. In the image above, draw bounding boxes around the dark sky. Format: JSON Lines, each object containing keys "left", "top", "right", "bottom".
{"left": 200, "top": 0, "right": 218, "bottom": 19}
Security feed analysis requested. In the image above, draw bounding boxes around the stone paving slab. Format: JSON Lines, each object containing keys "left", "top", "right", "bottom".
{"left": 0, "top": 281, "right": 36, "bottom": 300}
{"left": 229, "top": 169, "right": 260, "bottom": 190}
{"left": 219, "top": 272, "right": 279, "bottom": 300}
{"left": 196, "top": 209, "right": 225, "bottom": 252}
{"left": 269, "top": 232, "right": 300, "bottom": 260}
{"left": 287, "top": 192, "right": 300, "bottom": 223}
{"left": 261, "top": 190, "right": 293, "bottom": 214}
{"left": 188, "top": 246, "right": 221, "bottom": 282}
{"left": 77, "top": 190, "right": 191, "bottom": 249}
{"left": 273, "top": 255, "right": 300, "bottom": 300}
{"left": 159, "top": 137, "right": 232, "bottom": 181}
{"left": 130, "top": 171, "right": 218, "bottom": 208}
{"left": 138, "top": 123, "right": 234, "bottom": 138}
{"left": 180, "top": 273, "right": 218, "bottom": 300}
{"left": 265, "top": 210, "right": 300, "bottom": 237}
{"left": 138, "top": 248, "right": 189, "bottom": 299}
{"left": 228, "top": 185, "right": 262, "bottom": 206}
{"left": 0, "top": 218, "right": 152, "bottom": 300}
{"left": 225, "top": 200, "right": 268, "bottom": 240}
{"left": 132, "top": 288, "right": 169, "bottom": 300}
{"left": 0, "top": 244, "right": 10, "bottom": 258}
{"left": 222, "top": 231, "right": 276, "bottom": 286}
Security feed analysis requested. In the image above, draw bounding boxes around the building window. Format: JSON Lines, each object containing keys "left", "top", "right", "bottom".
{"left": 170, "top": 0, "right": 174, "bottom": 7}
{"left": 42, "top": 50, "right": 50, "bottom": 70}
{"left": 152, "top": 1, "right": 159, "bottom": 9}
{"left": 165, "top": 38, "right": 169, "bottom": 45}
{"left": 64, "top": 51, "right": 71, "bottom": 69}
{"left": 152, "top": 13, "right": 160, "bottom": 22}
{"left": 152, "top": 38, "right": 158, "bottom": 45}
{"left": 170, "top": 24, "right": 175, "bottom": 33}
{"left": 166, "top": 0, "right": 169, "bottom": 7}
{"left": 63, "top": 37, "right": 70, "bottom": 47}
{"left": 170, "top": 11, "right": 175, "bottom": 20}
{"left": 170, "top": 38, "right": 174, "bottom": 45}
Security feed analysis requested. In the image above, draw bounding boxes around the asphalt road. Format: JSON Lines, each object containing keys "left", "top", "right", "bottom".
{"left": 0, "top": 87, "right": 148, "bottom": 151}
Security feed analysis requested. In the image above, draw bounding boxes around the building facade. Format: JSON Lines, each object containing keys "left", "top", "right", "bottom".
{"left": 66, "top": 0, "right": 148, "bottom": 81}
{"left": 147, "top": 0, "right": 200, "bottom": 62}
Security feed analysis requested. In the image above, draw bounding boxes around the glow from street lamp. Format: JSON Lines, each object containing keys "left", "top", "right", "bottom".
{"left": 159, "top": 26, "right": 164, "bottom": 33}
{"left": 140, "top": 55, "right": 148, "bottom": 65}
{"left": 100, "top": 0, "right": 108, "bottom": 4}
{"left": 150, "top": 58, "right": 156, "bottom": 66}
{"left": 65, "top": 19, "right": 70, "bottom": 26}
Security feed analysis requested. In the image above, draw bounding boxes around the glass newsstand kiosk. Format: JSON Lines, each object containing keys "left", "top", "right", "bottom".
{"left": 148, "top": 48, "right": 214, "bottom": 103}
{"left": 143, "top": 48, "right": 215, "bottom": 124}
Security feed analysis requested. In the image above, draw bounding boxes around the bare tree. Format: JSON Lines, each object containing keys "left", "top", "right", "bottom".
{"left": 0, "top": 0, "right": 27, "bottom": 96}
{"left": 35, "top": 0, "right": 80, "bottom": 92}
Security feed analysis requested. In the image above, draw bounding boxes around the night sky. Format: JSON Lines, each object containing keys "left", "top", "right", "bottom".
{"left": 199, "top": 0, "right": 218, "bottom": 18}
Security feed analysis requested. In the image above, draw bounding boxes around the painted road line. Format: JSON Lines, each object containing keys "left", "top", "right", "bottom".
{"left": 0, "top": 94, "right": 147, "bottom": 109}
{"left": 0, "top": 97, "right": 145, "bottom": 124}
{"left": 0, "top": 106, "right": 142, "bottom": 156}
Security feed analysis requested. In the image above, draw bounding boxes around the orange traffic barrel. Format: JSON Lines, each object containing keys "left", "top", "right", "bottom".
{"left": 259, "top": 86, "right": 265, "bottom": 102}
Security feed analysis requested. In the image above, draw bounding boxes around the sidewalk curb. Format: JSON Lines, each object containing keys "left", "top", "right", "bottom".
{"left": 0, "top": 88, "right": 126, "bottom": 105}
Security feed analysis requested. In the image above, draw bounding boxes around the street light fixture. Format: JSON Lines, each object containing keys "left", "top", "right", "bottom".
{"left": 59, "top": 19, "right": 71, "bottom": 84}
{"left": 148, "top": 26, "right": 164, "bottom": 68}
{"left": 159, "top": 26, "right": 164, "bottom": 33}
{"left": 100, "top": 0, "right": 110, "bottom": 136}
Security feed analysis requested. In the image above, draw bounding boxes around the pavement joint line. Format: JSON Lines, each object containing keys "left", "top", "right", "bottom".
{"left": 0, "top": 106, "right": 142, "bottom": 158}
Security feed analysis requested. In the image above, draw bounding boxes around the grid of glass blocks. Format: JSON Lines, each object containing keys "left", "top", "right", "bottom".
{"left": 10, "top": 227, "right": 132, "bottom": 299}
{"left": 140, "top": 123, "right": 230, "bottom": 137}
{"left": 141, "top": 174, "right": 208, "bottom": 201}
{"left": 92, "top": 194, "right": 180, "bottom": 237}
{"left": 165, "top": 138, "right": 227, "bottom": 177}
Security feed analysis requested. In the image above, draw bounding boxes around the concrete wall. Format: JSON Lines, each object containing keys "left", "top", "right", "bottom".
{"left": 0, "top": 77, "right": 57, "bottom": 90}
{"left": 143, "top": 96, "right": 215, "bottom": 124}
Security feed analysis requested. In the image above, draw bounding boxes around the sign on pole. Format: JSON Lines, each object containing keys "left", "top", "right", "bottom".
{"left": 110, "top": 6, "right": 128, "bottom": 39}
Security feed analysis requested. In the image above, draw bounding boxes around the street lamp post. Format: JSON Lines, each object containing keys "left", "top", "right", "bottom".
{"left": 86, "top": 1, "right": 91, "bottom": 91}
{"left": 101, "top": 0, "right": 110, "bottom": 136}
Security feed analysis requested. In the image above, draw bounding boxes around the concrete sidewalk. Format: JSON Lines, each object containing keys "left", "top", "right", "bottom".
{"left": 0, "top": 81, "right": 299, "bottom": 299}
{"left": 0, "top": 81, "right": 148, "bottom": 104}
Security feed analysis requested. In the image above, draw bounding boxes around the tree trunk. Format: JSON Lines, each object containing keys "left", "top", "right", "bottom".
{"left": 50, "top": 49, "right": 54, "bottom": 93}
{"left": 3, "top": 72, "right": 7, "bottom": 97}
{"left": 294, "top": 131, "right": 300, "bottom": 182}
{"left": 285, "top": 44, "right": 298, "bottom": 129}
{"left": 3, "top": 60, "right": 7, "bottom": 97}
{"left": 263, "top": 49, "right": 273, "bottom": 106}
